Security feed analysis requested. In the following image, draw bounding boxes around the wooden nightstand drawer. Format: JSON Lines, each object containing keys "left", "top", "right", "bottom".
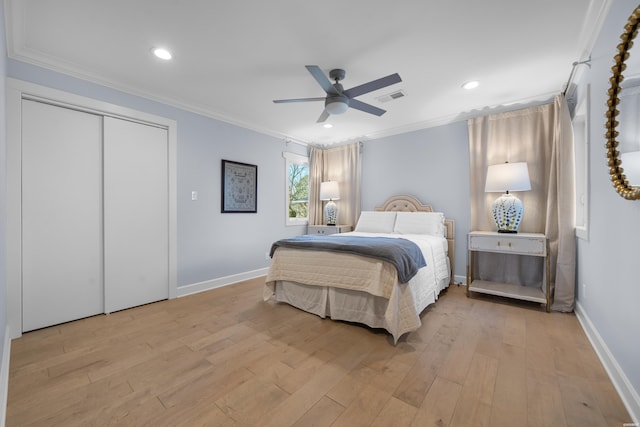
{"left": 469, "top": 232, "right": 546, "bottom": 256}
{"left": 307, "top": 225, "right": 352, "bottom": 235}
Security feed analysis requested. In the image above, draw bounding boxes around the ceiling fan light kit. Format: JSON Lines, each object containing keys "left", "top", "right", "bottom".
{"left": 273, "top": 65, "right": 401, "bottom": 123}
{"left": 325, "top": 96, "right": 349, "bottom": 115}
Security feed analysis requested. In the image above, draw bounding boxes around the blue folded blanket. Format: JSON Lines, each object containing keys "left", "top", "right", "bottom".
{"left": 270, "top": 234, "right": 426, "bottom": 283}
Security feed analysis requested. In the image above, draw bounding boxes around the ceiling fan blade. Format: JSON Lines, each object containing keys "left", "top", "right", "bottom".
{"left": 306, "top": 65, "right": 338, "bottom": 94}
{"left": 316, "top": 109, "right": 330, "bottom": 123}
{"left": 273, "top": 97, "right": 325, "bottom": 103}
{"left": 343, "top": 73, "right": 402, "bottom": 98}
{"left": 348, "top": 99, "right": 386, "bottom": 116}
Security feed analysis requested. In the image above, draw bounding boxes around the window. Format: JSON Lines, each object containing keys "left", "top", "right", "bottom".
{"left": 283, "top": 152, "right": 309, "bottom": 225}
{"left": 574, "top": 85, "right": 589, "bottom": 240}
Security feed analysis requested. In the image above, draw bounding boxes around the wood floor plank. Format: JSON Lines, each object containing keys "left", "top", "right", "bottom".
{"left": 502, "top": 306, "right": 527, "bottom": 348}
{"left": 166, "top": 402, "right": 240, "bottom": 427}
{"left": 291, "top": 396, "right": 345, "bottom": 427}
{"left": 7, "top": 367, "right": 90, "bottom": 415}
{"left": 259, "top": 334, "right": 377, "bottom": 427}
{"left": 392, "top": 321, "right": 458, "bottom": 408}
{"left": 392, "top": 346, "right": 447, "bottom": 408}
{"left": 556, "top": 373, "right": 608, "bottom": 427}
{"left": 124, "top": 345, "right": 213, "bottom": 395}
{"left": 275, "top": 322, "right": 347, "bottom": 368}
{"left": 410, "top": 375, "right": 462, "bottom": 427}
{"left": 525, "top": 311, "right": 557, "bottom": 375}
{"left": 488, "top": 344, "right": 527, "bottom": 426}
{"left": 157, "top": 366, "right": 254, "bottom": 411}
{"left": 6, "top": 281, "right": 631, "bottom": 427}
{"left": 573, "top": 343, "right": 611, "bottom": 382}
{"left": 370, "top": 396, "right": 417, "bottom": 427}
{"left": 368, "top": 357, "right": 413, "bottom": 395}
{"left": 331, "top": 383, "right": 391, "bottom": 427}
{"left": 47, "top": 389, "right": 164, "bottom": 427}
{"left": 590, "top": 378, "right": 634, "bottom": 427}
{"left": 152, "top": 389, "right": 242, "bottom": 427}
{"left": 470, "top": 301, "right": 506, "bottom": 360}
{"left": 8, "top": 369, "right": 135, "bottom": 425}
{"left": 449, "top": 352, "right": 499, "bottom": 427}
{"left": 526, "top": 368, "right": 568, "bottom": 427}
{"left": 60, "top": 342, "right": 156, "bottom": 383}
{"left": 327, "top": 364, "right": 378, "bottom": 407}
{"left": 215, "top": 376, "right": 290, "bottom": 426}
{"left": 436, "top": 320, "right": 479, "bottom": 385}
{"left": 275, "top": 349, "right": 337, "bottom": 394}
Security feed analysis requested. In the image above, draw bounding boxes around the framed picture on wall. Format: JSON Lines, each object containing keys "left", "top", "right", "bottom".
{"left": 221, "top": 159, "right": 258, "bottom": 213}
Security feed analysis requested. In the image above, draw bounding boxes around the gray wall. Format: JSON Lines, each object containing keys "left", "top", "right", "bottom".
{"left": 0, "top": 0, "right": 8, "bottom": 358}
{"left": 360, "top": 122, "right": 471, "bottom": 281}
{"left": 574, "top": 0, "right": 640, "bottom": 415}
{"left": 6, "top": 60, "right": 308, "bottom": 289}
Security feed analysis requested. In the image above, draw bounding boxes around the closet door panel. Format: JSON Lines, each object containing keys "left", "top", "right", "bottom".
{"left": 104, "top": 117, "right": 169, "bottom": 313}
{"left": 21, "top": 100, "right": 104, "bottom": 331}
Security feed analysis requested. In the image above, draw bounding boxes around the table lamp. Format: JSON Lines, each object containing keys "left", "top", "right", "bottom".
{"left": 320, "top": 181, "right": 340, "bottom": 226}
{"left": 485, "top": 162, "right": 531, "bottom": 233}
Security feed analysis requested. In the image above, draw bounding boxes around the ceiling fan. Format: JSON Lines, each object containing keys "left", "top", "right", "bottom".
{"left": 273, "top": 65, "right": 402, "bottom": 123}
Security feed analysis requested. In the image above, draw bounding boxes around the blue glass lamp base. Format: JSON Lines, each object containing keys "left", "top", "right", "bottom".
{"left": 491, "top": 193, "right": 524, "bottom": 233}
{"left": 325, "top": 200, "right": 338, "bottom": 226}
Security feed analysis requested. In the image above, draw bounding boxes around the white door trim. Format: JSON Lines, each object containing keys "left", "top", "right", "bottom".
{"left": 6, "top": 78, "right": 178, "bottom": 338}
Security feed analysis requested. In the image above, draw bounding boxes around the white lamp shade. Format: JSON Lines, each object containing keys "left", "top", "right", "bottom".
{"left": 485, "top": 162, "right": 531, "bottom": 193}
{"left": 320, "top": 181, "right": 340, "bottom": 200}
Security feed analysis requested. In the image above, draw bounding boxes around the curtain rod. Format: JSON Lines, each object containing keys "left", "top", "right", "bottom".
{"left": 562, "top": 57, "right": 591, "bottom": 95}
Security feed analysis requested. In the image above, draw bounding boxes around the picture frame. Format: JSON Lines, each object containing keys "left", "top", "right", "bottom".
{"left": 221, "top": 159, "right": 257, "bottom": 213}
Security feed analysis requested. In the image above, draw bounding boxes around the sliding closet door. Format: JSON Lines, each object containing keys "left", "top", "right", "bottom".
{"left": 21, "top": 100, "right": 104, "bottom": 331}
{"left": 103, "top": 117, "right": 169, "bottom": 313}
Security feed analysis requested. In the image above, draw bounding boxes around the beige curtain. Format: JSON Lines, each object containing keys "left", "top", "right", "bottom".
{"left": 308, "top": 146, "right": 324, "bottom": 225}
{"left": 468, "top": 95, "right": 576, "bottom": 311}
{"left": 308, "top": 143, "right": 361, "bottom": 227}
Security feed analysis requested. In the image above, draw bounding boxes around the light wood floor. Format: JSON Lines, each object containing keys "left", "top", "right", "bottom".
{"left": 7, "top": 278, "right": 631, "bottom": 426}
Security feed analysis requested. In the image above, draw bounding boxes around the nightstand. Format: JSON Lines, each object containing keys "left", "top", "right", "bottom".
{"left": 467, "top": 231, "right": 550, "bottom": 312}
{"left": 307, "top": 225, "right": 352, "bottom": 235}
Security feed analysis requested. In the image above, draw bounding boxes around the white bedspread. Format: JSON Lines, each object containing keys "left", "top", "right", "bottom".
{"left": 264, "top": 232, "right": 450, "bottom": 342}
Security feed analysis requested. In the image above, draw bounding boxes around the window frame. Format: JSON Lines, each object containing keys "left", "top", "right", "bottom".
{"left": 283, "top": 152, "right": 309, "bottom": 226}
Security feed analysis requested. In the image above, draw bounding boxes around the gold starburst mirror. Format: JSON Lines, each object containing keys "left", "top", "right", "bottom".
{"left": 606, "top": 5, "right": 640, "bottom": 200}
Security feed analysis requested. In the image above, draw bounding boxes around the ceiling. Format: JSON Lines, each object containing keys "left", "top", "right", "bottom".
{"left": 5, "top": 0, "right": 608, "bottom": 145}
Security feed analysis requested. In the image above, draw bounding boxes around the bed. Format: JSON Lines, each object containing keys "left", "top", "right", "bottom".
{"left": 264, "top": 195, "right": 455, "bottom": 343}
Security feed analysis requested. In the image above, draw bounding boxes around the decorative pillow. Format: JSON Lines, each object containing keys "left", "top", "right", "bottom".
{"left": 354, "top": 211, "right": 397, "bottom": 233}
{"left": 393, "top": 211, "right": 445, "bottom": 236}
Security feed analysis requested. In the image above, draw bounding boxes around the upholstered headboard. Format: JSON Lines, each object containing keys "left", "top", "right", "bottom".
{"left": 374, "top": 195, "right": 455, "bottom": 285}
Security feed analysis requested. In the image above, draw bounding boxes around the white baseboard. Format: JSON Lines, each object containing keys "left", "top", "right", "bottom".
{"left": 177, "top": 267, "right": 269, "bottom": 298}
{"left": 0, "top": 326, "right": 11, "bottom": 427}
{"left": 575, "top": 301, "right": 640, "bottom": 424}
{"left": 453, "top": 274, "right": 466, "bottom": 286}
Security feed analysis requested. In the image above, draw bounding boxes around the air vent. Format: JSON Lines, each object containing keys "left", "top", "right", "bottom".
{"left": 376, "top": 90, "right": 406, "bottom": 103}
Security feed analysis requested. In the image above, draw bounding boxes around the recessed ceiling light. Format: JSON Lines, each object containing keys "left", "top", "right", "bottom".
{"left": 462, "top": 80, "right": 479, "bottom": 90}
{"left": 152, "top": 47, "right": 172, "bottom": 60}
{"left": 323, "top": 123, "right": 333, "bottom": 128}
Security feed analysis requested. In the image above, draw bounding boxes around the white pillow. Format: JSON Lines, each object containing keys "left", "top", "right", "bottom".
{"left": 393, "top": 211, "right": 445, "bottom": 236}
{"left": 354, "top": 211, "right": 397, "bottom": 233}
